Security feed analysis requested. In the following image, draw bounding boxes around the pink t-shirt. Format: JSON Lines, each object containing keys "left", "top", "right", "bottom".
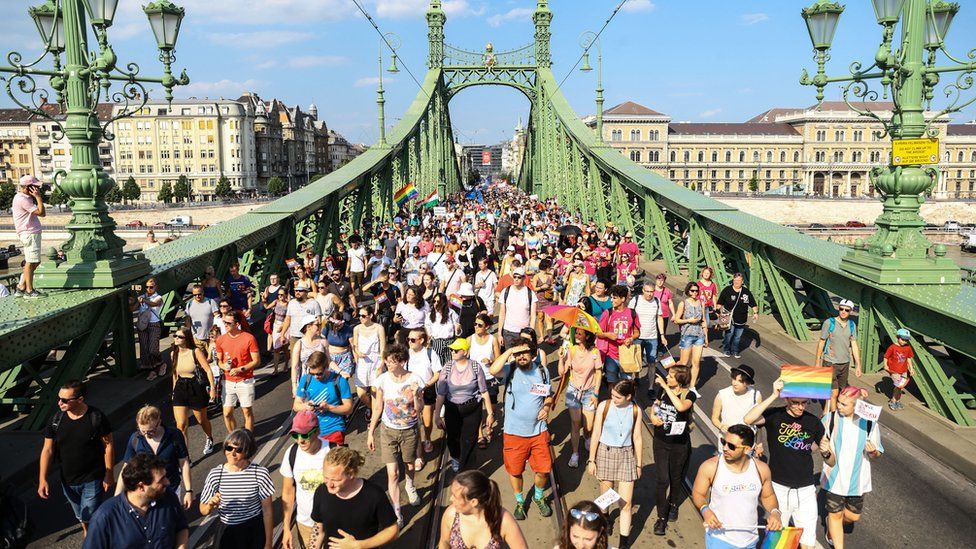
{"left": 12, "top": 193, "right": 41, "bottom": 235}
{"left": 418, "top": 240, "right": 434, "bottom": 256}
{"left": 618, "top": 241, "right": 639, "bottom": 258}
{"left": 599, "top": 308, "right": 640, "bottom": 360}
{"left": 652, "top": 287, "right": 673, "bottom": 318}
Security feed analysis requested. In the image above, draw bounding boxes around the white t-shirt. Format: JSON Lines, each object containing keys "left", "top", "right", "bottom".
{"left": 629, "top": 295, "right": 661, "bottom": 339}
{"left": 286, "top": 298, "right": 323, "bottom": 338}
{"left": 348, "top": 246, "right": 367, "bottom": 273}
{"left": 407, "top": 347, "right": 443, "bottom": 385}
{"left": 279, "top": 443, "right": 330, "bottom": 526}
{"left": 442, "top": 268, "right": 466, "bottom": 296}
{"left": 395, "top": 302, "right": 428, "bottom": 329}
{"left": 375, "top": 371, "right": 425, "bottom": 429}
{"left": 425, "top": 311, "right": 459, "bottom": 340}
{"left": 501, "top": 286, "right": 535, "bottom": 333}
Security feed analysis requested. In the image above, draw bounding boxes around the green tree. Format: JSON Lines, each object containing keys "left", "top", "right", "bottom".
{"left": 0, "top": 182, "right": 15, "bottom": 210}
{"left": 49, "top": 185, "right": 69, "bottom": 207}
{"left": 174, "top": 175, "right": 190, "bottom": 202}
{"left": 122, "top": 176, "right": 141, "bottom": 203}
{"left": 267, "top": 176, "right": 285, "bottom": 196}
{"left": 214, "top": 176, "right": 233, "bottom": 199}
{"left": 105, "top": 186, "right": 123, "bottom": 204}
{"left": 748, "top": 175, "right": 759, "bottom": 193}
{"left": 157, "top": 180, "right": 173, "bottom": 203}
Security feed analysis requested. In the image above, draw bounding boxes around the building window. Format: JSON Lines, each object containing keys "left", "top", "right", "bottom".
{"left": 683, "top": 151, "right": 690, "bottom": 162}
{"left": 630, "top": 129, "right": 641, "bottom": 141}
{"left": 780, "top": 151, "right": 786, "bottom": 162}
{"left": 753, "top": 151, "right": 760, "bottom": 162}
{"left": 816, "top": 130, "right": 826, "bottom": 142}
{"left": 629, "top": 150, "right": 642, "bottom": 162}
{"left": 611, "top": 129, "right": 622, "bottom": 141}
{"left": 650, "top": 150, "right": 660, "bottom": 162}
{"left": 794, "top": 151, "right": 801, "bottom": 162}
{"left": 834, "top": 151, "right": 844, "bottom": 162}
{"left": 835, "top": 130, "right": 844, "bottom": 141}
{"left": 739, "top": 151, "right": 746, "bottom": 162}
{"left": 711, "top": 151, "right": 718, "bottom": 162}
{"left": 959, "top": 151, "right": 965, "bottom": 163}
{"left": 853, "top": 130, "right": 863, "bottom": 142}
{"left": 725, "top": 151, "right": 732, "bottom": 162}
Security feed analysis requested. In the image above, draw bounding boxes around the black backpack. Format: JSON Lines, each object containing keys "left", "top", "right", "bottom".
{"left": 0, "top": 483, "right": 32, "bottom": 549}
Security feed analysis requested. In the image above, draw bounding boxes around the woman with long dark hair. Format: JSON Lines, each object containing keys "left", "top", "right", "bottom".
{"left": 170, "top": 326, "right": 216, "bottom": 456}
{"left": 438, "top": 470, "right": 526, "bottom": 549}
{"left": 395, "top": 285, "right": 428, "bottom": 347}
{"left": 556, "top": 500, "right": 610, "bottom": 549}
{"left": 674, "top": 282, "right": 708, "bottom": 387}
{"left": 426, "top": 292, "right": 459, "bottom": 365}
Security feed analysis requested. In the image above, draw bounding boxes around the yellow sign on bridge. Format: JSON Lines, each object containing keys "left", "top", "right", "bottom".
{"left": 892, "top": 138, "right": 939, "bottom": 166}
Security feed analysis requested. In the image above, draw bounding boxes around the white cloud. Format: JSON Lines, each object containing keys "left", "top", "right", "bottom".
{"left": 741, "top": 13, "right": 770, "bottom": 25}
{"left": 178, "top": 79, "right": 264, "bottom": 98}
{"left": 487, "top": 7, "right": 534, "bottom": 27}
{"left": 181, "top": 0, "right": 357, "bottom": 25}
{"left": 375, "top": 0, "right": 485, "bottom": 19}
{"left": 207, "top": 31, "right": 314, "bottom": 49}
{"left": 621, "top": 0, "right": 655, "bottom": 13}
{"left": 699, "top": 108, "right": 722, "bottom": 118}
{"left": 355, "top": 76, "right": 397, "bottom": 87}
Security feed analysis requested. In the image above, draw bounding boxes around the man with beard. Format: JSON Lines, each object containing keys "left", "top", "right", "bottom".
{"left": 83, "top": 454, "right": 188, "bottom": 549}
{"left": 490, "top": 341, "right": 554, "bottom": 521}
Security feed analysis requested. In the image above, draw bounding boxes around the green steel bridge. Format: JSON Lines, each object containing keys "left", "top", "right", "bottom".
{"left": 1, "top": 0, "right": 975, "bottom": 430}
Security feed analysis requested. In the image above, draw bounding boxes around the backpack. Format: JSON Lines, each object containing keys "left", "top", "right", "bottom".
{"left": 300, "top": 373, "right": 345, "bottom": 415}
{"left": 502, "top": 285, "right": 535, "bottom": 310}
{"left": 0, "top": 486, "right": 32, "bottom": 549}
{"left": 826, "top": 411, "right": 874, "bottom": 443}
{"left": 49, "top": 408, "right": 104, "bottom": 441}
{"left": 263, "top": 312, "right": 274, "bottom": 335}
{"left": 504, "top": 355, "right": 549, "bottom": 411}
{"left": 600, "top": 401, "right": 640, "bottom": 447}
{"left": 823, "top": 317, "right": 857, "bottom": 358}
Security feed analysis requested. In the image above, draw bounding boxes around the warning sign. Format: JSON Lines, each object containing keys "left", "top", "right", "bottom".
{"left": 892, "top": 138, "right": 939, "bottom": 166}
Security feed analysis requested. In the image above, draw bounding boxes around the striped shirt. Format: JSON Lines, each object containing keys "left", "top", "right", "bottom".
{"left": 201, "top": 463, "right": 275, "bottom": 525}
{"left": 821, "top": 413, "right": 884, "bottom": 497}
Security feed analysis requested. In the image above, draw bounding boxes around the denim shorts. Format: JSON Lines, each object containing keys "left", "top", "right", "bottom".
{"left": 679, "top": 334, "right": 705, "bottom": 349}
{"left": 566, "top": 385, "right": 597, "bottom": 411}
{"left": 62, "top": 478, "right": 103, "bottom": 523}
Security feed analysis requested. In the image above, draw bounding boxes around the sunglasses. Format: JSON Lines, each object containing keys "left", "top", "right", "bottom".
{"left": 359, "top": 313, "right": 369, "bottom": 318}
{"left": 224, "top": 444, "right": 243, "bottom": 454}
{"left": 192, "top": 293, "right": 203, "bottom": 297}
{"left": 720, "top": 439, "right": 749, "bottom": 451}
{"left": 475, "top": 322, "right": 487, "bottom": 328}
{"left": 58, "top": 396, "right": 82, "bottom": 403}
{"left": 408, "top": 337, "right": 422, "bottom": 343}
{"left": 512, "top": 275, "right": 524, "bottom": 279}
{"left": 569, "top": 508, "right": 601, "bottom": 522}
{"left": 788, "top": 399, "right": 809, "bottom": 407}
{"left": 173, "top": 334, "right": 185, "bottom": 340}
{"left": 839, "top": 307, "right": 852, "bottom": 312}
{"left": 290, "top": 431, "right": 318, "bottom": 441}
{"left": 688, "top": 289, "right": 699, "bottom": 293}
{"left": 310, "top": 369, "right": 327, "bottom": 378}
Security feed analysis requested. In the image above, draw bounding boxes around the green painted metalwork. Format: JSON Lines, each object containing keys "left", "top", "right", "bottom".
{"left": 752, "top": 249, "right": 811, "bottom": 342}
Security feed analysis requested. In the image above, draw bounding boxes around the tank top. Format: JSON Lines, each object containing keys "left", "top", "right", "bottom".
{"left": 709, "top": 457, "right": 761, "bottom": 547}
{"left": 717, "top": 386, "right": 760, "bottom": 429}
{"left": 680, "top": 299, "right": 706, "bottom": 338}
{"left": 599, "top": 402, "right": 636, "bottom": 447}
{"left": 356, "top": 328, "right": 381, "bottom": 360}
{"left": 298, "top": 337, "right": 327, "bottom": 370}
{"left": 449, "top": 510, "right": 501, "bottom": 549}
{"left": 469, "top": 334, "right": 495, "bottom": 377}
{"left": 175, "top": 348, "right": 197, "bottom": 379}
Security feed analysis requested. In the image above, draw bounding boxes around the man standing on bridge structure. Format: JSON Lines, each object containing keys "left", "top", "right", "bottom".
{"left": 815, "top": 299, "right": 861, "bottom": 412}
{"left": 11, "top": 174, "right": 45, "bottom": 298}
{"left": 490, "top": 341, "right": 554, "bottom": 521}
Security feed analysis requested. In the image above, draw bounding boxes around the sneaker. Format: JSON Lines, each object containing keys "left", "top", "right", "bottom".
{"left": 449, "top": 458, "right": 460, "bottom": 473}
{"left": 24, "top": 290, "right": 44, "bottom": 299}
{"left": 668, "top": 504, "right": 679, "bottom": 522}
{"left": 733, "top": 354, "right": 742, "bottom": 359}
{"left": 825, "top": 527, "right": 834, "bottom": 547}
{"left": 619, "top": 534, "right": 631, "bottom": 549}
{"left": 896, "top": 401, "right": 906, "bottom": 410}
{"left": 202, "top": 438, "right": 215, "bottom": 456}
{"left": 888, "top": 400, "right": 898, "bottom": 410}
{"left": 534, "top": 495, "right": 552, "bottom": 517}
{"left": 405, "top": 482, "right": 420, "bottom": 505}
{"left": 12, "top": 288, "right": 24, "bottom": 298}
{"left": 396, "top": 511, "right": 404, "bottom": 529}
{"left": 568, "top": 453, "right": 580, "bottom": 468}
{"left": 513, "top": 500, "right": 527, "bottom": 520}
{"left": 147, "top": 370, "right": 159, "bottom": 381}
{"left": 722, "top": 351, "right": 732, "bottom": 357}
{"left": 653, "top": 517, "right": 667, "bottom": 536}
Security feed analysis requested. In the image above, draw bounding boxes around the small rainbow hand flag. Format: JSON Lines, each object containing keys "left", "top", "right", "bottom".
{"left": 780, "top": 365, "right": 833, "bottom": 401}
{"left": 760, "top": 527, "right": 803, "bottom": 549}
{"left": 394, "top": 183, "right": 419, "bottom": 206}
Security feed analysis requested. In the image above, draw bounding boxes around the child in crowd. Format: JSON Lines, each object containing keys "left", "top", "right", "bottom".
{"left": 883, "top": 328, "right": 915, "bottom": 410}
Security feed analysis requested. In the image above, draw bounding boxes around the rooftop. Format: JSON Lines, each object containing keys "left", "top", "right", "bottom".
{"left": 668, "top": 122, "right": 800, "bottom": 136}
{"left": 603, "top": 101, "right": 666, "bottom": 117}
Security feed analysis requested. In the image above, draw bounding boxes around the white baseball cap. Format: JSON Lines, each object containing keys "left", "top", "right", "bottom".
{"left": 838, "top": 299, "right": 855, "bottom": 309}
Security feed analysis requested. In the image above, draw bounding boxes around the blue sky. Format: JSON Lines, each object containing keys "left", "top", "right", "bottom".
{"left": 2, "top": 1, "right": 975, "bottom": 145}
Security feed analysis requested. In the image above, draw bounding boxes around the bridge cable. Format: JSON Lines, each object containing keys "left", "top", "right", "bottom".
{"left": 349, "top": 0, "right": 430, "bottom": 98}
{"left": 555, "top": 0, "right": 633, "bottom": 92}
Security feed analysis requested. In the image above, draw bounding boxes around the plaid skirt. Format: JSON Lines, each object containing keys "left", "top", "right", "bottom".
{"left": 595, "top": 442, "right": 638, "bottom": 482}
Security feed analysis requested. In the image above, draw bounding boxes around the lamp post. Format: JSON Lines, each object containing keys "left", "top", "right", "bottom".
{"left": 799, "top": 0, "right": 971, "bottom": 285}
{"left": 579, "top": 31, "right": 603, "bottom": 145}
{"left": 1, "top": 0, "right": 189, "bottom": 288}
{"left": 376, "top": 32, "right": 401, "bottom": 148}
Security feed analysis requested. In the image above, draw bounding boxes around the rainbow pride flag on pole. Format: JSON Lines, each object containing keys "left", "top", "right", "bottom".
{"left": 421, "top": 191, "right": 439, "bottom": 208}
{"left": 759, "top": 527, "right": 803, "bottom": 549}
{"left": 394, "top": 183, "right": 419, "bottom": 206}
{"left": 780, "top": 365, "right": 833, "bottom": 400}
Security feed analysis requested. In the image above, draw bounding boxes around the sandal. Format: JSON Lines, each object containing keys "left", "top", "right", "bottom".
{"left": 477, "top": 437, "right": 488, "bottom": 449}
{"left": 423, "top": 440, "right": 434, "bottom": 454}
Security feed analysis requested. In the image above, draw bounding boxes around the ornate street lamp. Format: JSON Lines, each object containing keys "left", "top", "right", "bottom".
{"left": 1, "top": 0, "right": 190, "bottom": 288}
{"left": 799, "top": 0, "right": 974, "bottom": 285}
{"left": 376, "top": 32, "right": 401, "bottom": 148}
{"left": 579, "top": 31, "right": 604, "bottom": 145}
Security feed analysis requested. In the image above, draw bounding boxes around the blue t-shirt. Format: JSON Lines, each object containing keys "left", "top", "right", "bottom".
{"left": 325, "top": 325, "right": 354, "bottom": 347}
{"left": 296, "top": 372, "right": 353, "bottom": 435}
{"left": 122, "top": 426, "right": 188, "bottom": 494}
{"left": 82, "top": 491, "right": 188, "bottom": 549}
{"left": 502, "top": 359, "right": 550, "bottom": 437}
{"left": 225, "top": 274, "right": 253, "bottom": 311}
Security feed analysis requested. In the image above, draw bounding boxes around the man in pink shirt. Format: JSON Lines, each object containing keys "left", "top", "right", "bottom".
{"left": 12, "top": 174, "right": 45, "bottom": 298}
{"left": 618, "top": 231, "right": 640, "bottom": 263}
{"left": 598, "top": 284, "right": 641, "bottom": 384}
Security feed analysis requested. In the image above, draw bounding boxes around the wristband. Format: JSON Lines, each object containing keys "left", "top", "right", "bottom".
{"left": 769, "top": 508, "right": 781, "bottom": 515}
{"left": 699, "top": 504, "right": 710, "bottom": 514}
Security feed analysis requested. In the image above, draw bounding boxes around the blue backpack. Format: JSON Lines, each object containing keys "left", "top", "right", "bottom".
{"left": 823, "top": 317, "right": 856, "bottom": 358}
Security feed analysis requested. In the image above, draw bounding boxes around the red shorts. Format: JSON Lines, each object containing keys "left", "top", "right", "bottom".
{"left": 503, "top": 431, "right": 552, "bottom": 476}
{"left": 321, "top": 430, "right": 345, "bottom": 446}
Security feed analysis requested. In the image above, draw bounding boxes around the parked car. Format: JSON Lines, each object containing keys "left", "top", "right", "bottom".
{"left": 167, "top": 215, "right": 192, "bottom": 227}
{"left": 151, "top": 221, "right": 168, "bottom": 229}
{"left": 945, "top": 220, "right": 960, "bottom": 231}
{"left": 809, "top": 223, "right": 828, "bottom": 229}
{"left": 125, "top": 220, "right": 145, "bottom": 227}
{"left": 846, "top": 220, "right": 867, "bottom": 228}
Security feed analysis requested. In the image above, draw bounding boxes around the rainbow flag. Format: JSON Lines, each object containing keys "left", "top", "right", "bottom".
{"left": 780, "top": 365, "right": 833, "bottom": 400}
{"left": 394, "top": 183, "right": 419, "bottom": 206}
{"left": 422, "top": 191, "right": 439, "bottom": 208}
{"left": 760, "top": 527, "right": 803, "bottom": 549}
